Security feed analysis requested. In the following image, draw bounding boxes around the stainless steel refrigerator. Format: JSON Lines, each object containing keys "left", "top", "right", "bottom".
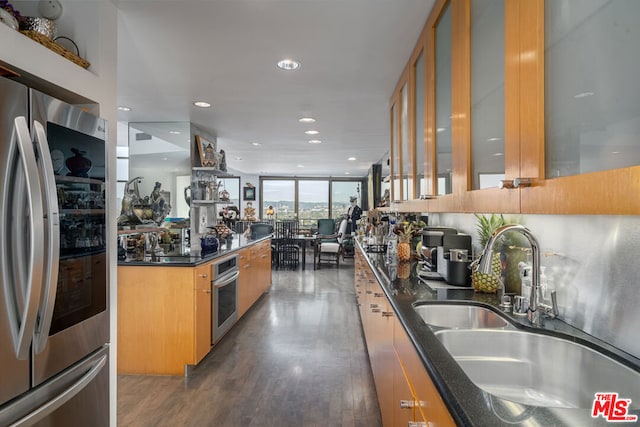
{"left": 0, "top": 75, "right": 109, "bottom": 426}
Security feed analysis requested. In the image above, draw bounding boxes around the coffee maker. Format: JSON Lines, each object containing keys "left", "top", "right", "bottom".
{"left": 436, "top": 233, "right": 473, "bottom": 287}
{"left": 420, "top": 227, "right": 458, "bottom": 279}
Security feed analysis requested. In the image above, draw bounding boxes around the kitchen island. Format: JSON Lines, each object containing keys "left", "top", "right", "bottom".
{"left": 355, "top": 242, "right": 640, "bottom": 427}
{"left": 117, "top": 235, "right": 271, "bottom": 376}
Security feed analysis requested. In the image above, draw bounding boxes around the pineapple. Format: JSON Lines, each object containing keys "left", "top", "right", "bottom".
{"left": 398, "top": 261, "right": 411, "bottom": 279}
{"left": 471, "top": 253, "right": 502, "bottom": 293}
{"left": 473, "top": 214, "right": 528, "bottom": 294}
{"left": 394, "top": 222, "right": 417, "bottom": 261}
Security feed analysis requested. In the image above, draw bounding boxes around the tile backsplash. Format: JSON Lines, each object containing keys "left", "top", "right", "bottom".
{"left": 429, "top": 213, "right": 640, "bottom": 360}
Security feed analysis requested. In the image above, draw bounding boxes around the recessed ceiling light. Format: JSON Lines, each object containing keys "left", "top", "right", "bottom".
{"left": 117, "top": 106, "right": 131, "bottom": 112}
{"left": 251, "top": 142, "right": 261, "bottom": 146}
{"left": 235, "top": 157, "right": 243, "bottom": 161}
{"left": 493, "top": 152, "right": 504, "bottom": 156}
{"left": 437, "top": 127, "right": 446, "bottom": 133}
{"left": 344, "top": 172, "right": 351, "bottom": 175}
{"left": 297, "top": 164, "right": 304, "bottom": 168}
{"left": 348, "top": 157, "right": 356, "bottom": 161}
{"left": 308, "top": 139, "right": 322, "bottom": 144}
{"left": 612, "top": 151, "right": 621, "bottom": 155}
{"left": 487, "top": 137, "right": 502, "bottom": 142}
{"left": 574, "top": 91, "right": 595, "bottom": 99}
{"left": 277, "top": 59, "right": 301, "bottom": 70}
{"left": 169, "top": 130, "right": 181, "bottom": 135}
{"left": 305, "top": 130, "right": 319, "bottom": 135}
{"left": 193, "top": 101, "right": 211, "bottom": 108}
{"left": 162, "top": 157, "right": 168, "bottom": 161}
{"left": 299, "top": 117, "right": 316, "bottom": 123}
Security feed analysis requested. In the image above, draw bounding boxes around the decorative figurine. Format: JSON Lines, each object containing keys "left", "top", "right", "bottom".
{"left": 347, "top": 196, "right": 363, "bottom": 231}
{"left": 117, "top": 177, "right": 171, "bottom": 226}
{"left": 243, "top": 202, "right": 257, "bottom": 221}
{"left": 265, "top": 205, "right": 275, "bottom": 219}
{"left": 202, "top": 142, "right": 218, "bottom": 168}
{"left": 219, "top": 149, "right": 227, "bottom": 172}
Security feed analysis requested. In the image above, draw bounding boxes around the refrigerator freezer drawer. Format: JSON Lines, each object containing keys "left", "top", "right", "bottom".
{"left": 0, "top": 345, "right": 109, "bottom": 427}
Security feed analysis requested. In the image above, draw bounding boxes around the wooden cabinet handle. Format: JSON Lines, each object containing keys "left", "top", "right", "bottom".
{"left": 203, "top": 289, "right": 212, "bottom": 294}
{"left": 199, "top": 274, "right": 208, "bottom": 278}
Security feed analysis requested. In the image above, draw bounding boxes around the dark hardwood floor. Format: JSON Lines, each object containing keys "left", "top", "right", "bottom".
{"left": 117, "top": 259, "right": 382, "bottom": 426}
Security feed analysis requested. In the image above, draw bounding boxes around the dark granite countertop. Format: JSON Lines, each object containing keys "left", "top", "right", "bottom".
{"left": 356, "top": 241, "right": 640, "bottom": 427}
{"left": 118, "top": 235, "right": 271, "bottom": 267}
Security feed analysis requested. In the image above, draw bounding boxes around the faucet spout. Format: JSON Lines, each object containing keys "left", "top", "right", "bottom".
{"left": 477, "top": 224, "right": 542, "bottom": 325}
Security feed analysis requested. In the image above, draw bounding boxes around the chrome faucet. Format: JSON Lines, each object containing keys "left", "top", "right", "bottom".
{"left": 477, "top": 224, "right": 549, "bottom": 325}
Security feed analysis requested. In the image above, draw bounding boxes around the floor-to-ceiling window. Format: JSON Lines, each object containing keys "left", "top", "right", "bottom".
{"left": 298, "top": 180, "right": 329, "bottom": 228}
{"left": 331, "top": 181, "right": 361, "bottom": 219}
{"left": 260, "top": 177, "right": 364, "bottom": 226}
{"left": 261, "top": 179, "right": 296, "bottom": 220}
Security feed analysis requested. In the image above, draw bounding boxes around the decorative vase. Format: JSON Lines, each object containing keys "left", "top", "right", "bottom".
{"left": 65, "top": 147, "right": 92, "bottom": 177}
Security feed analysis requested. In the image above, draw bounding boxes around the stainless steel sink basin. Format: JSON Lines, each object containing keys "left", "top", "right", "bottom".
{"left": 435, "top": 329, "right": 640, "bottom": 409}
{"left": 413, "top": 303, "right": 512, "bottom": 329}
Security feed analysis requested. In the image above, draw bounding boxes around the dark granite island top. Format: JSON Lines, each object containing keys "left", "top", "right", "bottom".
{"left": 356, "top": 241, "right": 640, "bottom": 427}
{"left": 118, "top": 234, "right": 271, "bottom": 267}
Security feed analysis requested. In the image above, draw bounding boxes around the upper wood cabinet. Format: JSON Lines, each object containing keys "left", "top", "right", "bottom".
{"left": 391, "top": 0, "right": 640, "bottom": 215}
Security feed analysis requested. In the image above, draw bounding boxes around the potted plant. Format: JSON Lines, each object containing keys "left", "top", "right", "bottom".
{"left": 393, "top": 220, "right": 424, "bottom": 262}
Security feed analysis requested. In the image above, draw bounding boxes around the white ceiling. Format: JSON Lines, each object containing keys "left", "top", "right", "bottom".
{"left": 116, "top": 0, "right": 434, "bottom": 177}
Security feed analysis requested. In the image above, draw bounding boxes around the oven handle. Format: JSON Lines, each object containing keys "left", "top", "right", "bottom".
{"left": 213, "top": 270, "right": 240, "bottom": 288}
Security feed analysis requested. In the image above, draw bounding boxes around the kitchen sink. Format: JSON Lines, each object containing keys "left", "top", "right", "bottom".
{"left": 434, "top": 329, "right": 640, "bottom": 409}
{"left": 413, "top": 303, "right": 512, "bottom": 329}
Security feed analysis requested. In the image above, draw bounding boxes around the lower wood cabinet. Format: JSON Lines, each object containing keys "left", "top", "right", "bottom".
{"left": 394, "top": 320, "right": 456, "bottom": 426}
{"left": 118, "top": 239, "right": 271, "bottom": 376}
{"left": 194, "top": 263, "right": 213, "bottom": 363}
{"left": 238, "top": 240, "right": 272, "bottom": 317}
{"left": 355, "top": 247, "right": 455, "bottom": 427}
{"left": 118, "top": 265, "right": 208, "bottom": 375}
{"left": 237, "top": 248, "right": 253, "bottom": 317}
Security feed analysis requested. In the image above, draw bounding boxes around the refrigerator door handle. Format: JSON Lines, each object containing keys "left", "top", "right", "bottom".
{"left": 0, "top": 116, "right": 46, "bottom": 360}
{"left": 7, "top": 353, "right": 107, "bottom": 427}
{"left": 32, "top": 120, "right": 60, "bottom": 354}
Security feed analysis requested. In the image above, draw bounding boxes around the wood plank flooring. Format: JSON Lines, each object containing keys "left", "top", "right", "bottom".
{"left": 117, "top": 260, "right": 382, "bottom": 426}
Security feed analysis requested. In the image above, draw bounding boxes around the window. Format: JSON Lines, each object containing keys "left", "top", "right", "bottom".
{"left": 298, "top": 180, "right": 329, "bottom": 228}
{"left": 262, "top": 180, "right": 296, "bottom": 220}
{"left": 260, "top": 177, "right": 364, "bottom": 225}
{"left": 332, "top": 181, "right": 361, "bottom": 219}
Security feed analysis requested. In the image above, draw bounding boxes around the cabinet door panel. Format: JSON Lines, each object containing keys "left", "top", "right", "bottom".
{"left": 194, "top": 264, "right": 212, "bottom": 362}
{"left": 394, "top": 320, "right": 455, "bottom": 427}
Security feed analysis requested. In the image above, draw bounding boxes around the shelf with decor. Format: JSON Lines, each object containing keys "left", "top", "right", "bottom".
{"left": 191, "top": 166, "right": 233, "bottom": 177}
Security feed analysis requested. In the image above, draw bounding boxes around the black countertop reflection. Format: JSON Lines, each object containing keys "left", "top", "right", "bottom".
{"left": 118, "top": 235, "right": 270, "bottom": 267}
{"left": 358, "top": 242, "right": 640, "bottom": 427}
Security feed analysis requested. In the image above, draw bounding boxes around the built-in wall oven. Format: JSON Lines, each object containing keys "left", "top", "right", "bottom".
{"left": 212, "top": 254, "right": 239, "bottom": 344}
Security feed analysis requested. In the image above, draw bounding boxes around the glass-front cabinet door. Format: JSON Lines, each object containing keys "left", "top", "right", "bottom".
{"left": 390, "top": 101, "right": 401, "bottom": 201}
{"left": 400, "top": 82, "right": 411, "bottom": 200}
{"left": 435, "top": 1, "right": 453, "bottom": 196}
{"left": 414, "top": 50, "right": 426, "bottom": 198}
{"left": 520, "top": 0, "right": 640, "bottom": 214}
{"left": 471, "top": 0, "right": 505, "bottom": 190}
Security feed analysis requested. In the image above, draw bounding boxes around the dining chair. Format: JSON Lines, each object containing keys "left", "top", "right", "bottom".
{"left": 273, "top": 220, "right": 300, "bottom": 269}
{"left": 314, "top": 218, "right": 347, "bottom": 269}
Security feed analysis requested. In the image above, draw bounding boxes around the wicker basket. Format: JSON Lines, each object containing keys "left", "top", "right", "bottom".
{"left": 20, "top": 30, "right": 90, "bottom": 69}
